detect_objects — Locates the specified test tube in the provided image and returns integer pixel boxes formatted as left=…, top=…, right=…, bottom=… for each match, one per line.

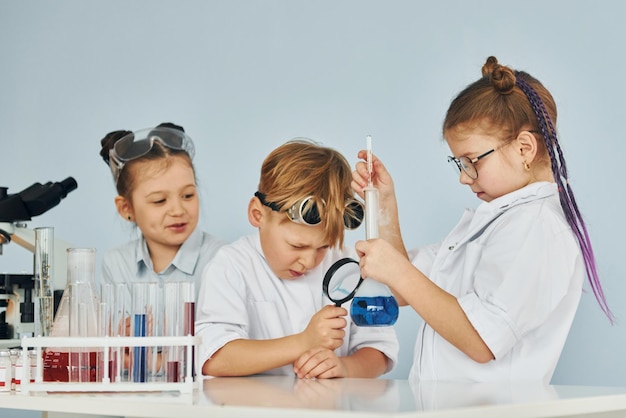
left=164, top=282, right=181, bottom=382
left=364, top=135, right=379, bottom=240
left=366, top=135, right=373, bottom=187
left=131, top=282, right=148, bottom=382
left=97, top=283, right=113, bottom=383
left=131, top=282, right=158, bottom=383
left=181, top=282, right=195, bottom=380
left=78, top=302, right=92, bottom=382
left=34, top=227, right=54, bottom=337
left=68, top=285, right=78, bottom=382
left=113, top=283, right=129, bottom=382
left=149, top=282, right=162, bottom=382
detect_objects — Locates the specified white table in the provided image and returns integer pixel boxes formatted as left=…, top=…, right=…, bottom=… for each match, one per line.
left=1, top=376, right=626, bottom=417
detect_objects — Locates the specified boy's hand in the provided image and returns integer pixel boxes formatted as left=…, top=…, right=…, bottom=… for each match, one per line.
left=301, top=305, right=347, bottom=351
left=293, top=347, right=346, bottom=379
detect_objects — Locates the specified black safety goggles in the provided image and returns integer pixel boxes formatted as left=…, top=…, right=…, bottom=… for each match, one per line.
left=254, top=191, right=363, bottom=230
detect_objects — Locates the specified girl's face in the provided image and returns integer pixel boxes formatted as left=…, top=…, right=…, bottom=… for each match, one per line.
left=258, top=209, right=330, bottom=280
left=446, top=129, right=530, bottom=202
left=127, top=157, right=199, bottom=255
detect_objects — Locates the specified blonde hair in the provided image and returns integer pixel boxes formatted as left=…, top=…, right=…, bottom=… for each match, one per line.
left=258, top=139, right=355, bottom=248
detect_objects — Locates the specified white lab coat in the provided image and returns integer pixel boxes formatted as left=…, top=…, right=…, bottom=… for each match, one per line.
left=196, top=232, right=399, bottom=376
left=409, top=182, right=584, bottom=383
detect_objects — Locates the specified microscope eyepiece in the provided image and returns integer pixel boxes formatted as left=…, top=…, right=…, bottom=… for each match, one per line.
left=0, top=177, right=78, bottom=222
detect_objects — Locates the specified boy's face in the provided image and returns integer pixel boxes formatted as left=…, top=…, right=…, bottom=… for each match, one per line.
left=251, top=199, right=331, bottom=280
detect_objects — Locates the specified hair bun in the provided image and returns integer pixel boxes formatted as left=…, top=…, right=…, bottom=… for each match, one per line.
left=99, top=129, right=132, bottom=165
left=156, top=122, right=185, bottom=132
left=482, top=55, right=516, bottom=95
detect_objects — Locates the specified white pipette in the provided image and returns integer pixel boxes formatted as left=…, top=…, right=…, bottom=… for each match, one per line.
left=364, top=135, right=379, bottom=240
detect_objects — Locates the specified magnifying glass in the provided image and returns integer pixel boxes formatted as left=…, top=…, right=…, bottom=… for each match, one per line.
left=322, top=258, right=364, bottom=307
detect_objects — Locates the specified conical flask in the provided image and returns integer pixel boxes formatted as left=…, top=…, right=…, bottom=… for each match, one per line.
left=50, top=248, right=99, bottom=338
left=350, top=185, right=399, bottom=326
left=350, top=278, right=399, bottom=326
left=45, top=248, right=100, bottom=382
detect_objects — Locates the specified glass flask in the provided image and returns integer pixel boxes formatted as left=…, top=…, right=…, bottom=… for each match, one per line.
left=44, top=248, right=100, bottom=382
left=350, top=278, right=399, bottom=326
left=350, top=184, right=399, bottom=326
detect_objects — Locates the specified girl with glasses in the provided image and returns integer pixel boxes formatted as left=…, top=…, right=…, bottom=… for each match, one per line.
left=196, top=139, right=398, bottom=379
left=352, top=56, right=613, bottom=383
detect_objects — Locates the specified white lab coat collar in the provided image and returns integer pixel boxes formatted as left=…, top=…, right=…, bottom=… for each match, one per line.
left=461, top=182, right=558, bottom=247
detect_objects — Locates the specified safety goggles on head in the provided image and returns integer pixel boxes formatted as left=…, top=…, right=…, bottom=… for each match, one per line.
left=108, top=127, right=196, bottom=182
left=254, top=191, right=364, bottom=230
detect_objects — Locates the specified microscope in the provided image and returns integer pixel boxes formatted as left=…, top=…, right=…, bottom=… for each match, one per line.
left=0, top=177, right=77, bottom=347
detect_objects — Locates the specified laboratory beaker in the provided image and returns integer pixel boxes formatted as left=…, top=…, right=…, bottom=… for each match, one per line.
left=34, top=227, right=54, bottom=337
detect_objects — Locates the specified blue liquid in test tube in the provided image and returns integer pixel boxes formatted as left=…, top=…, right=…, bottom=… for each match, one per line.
left=132, top=313, right=147, bottom=382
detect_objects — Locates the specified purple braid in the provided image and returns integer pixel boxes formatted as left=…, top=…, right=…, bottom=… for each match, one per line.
left=515, top=73, right=614, bottom=323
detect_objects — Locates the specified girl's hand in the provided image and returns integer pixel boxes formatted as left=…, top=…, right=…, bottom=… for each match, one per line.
left=351, top=150, right=397, bottom=206
left=355, top=238, right=411, bottom=287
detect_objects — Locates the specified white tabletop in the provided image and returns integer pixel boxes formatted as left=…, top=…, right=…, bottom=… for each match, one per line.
left=2, top=376, right=626, bottom=418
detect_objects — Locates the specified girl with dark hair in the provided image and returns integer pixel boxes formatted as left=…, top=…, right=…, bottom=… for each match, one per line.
left=99, top=123, right=225, bottom=300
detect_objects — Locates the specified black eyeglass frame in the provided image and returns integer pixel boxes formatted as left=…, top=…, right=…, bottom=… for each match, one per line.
left=447, top=149, right=495, bottom=180
left=254, top=191, right=364, bottom=230
left=447, top=131, right=541, bottom=180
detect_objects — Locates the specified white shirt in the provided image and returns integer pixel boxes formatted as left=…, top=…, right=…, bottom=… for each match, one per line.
left=196, top=232, right=399, bottom=376
left=409, top=182, right=583, bottom=383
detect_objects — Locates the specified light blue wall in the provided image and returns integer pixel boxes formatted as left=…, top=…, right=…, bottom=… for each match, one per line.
left=1, top=0, right=624, bottom=386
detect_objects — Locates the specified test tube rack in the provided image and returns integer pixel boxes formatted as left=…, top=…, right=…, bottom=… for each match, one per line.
left=19, top=335, right=200, bottom=394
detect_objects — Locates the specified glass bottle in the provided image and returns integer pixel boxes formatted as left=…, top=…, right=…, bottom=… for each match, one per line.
left=0, top=349, right=11, bottom=392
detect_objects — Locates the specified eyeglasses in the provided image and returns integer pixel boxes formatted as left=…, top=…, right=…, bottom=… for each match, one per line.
left=108, top=127, right=196, bottom=182
left=447, top=149, right=495, bottom=180
left=254, top=191, right=364, bottom=230
left=446, top=133, right=536, bottom=180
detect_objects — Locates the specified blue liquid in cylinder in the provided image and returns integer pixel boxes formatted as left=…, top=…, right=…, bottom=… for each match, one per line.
left=350, top=296, right=399, bottom=326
